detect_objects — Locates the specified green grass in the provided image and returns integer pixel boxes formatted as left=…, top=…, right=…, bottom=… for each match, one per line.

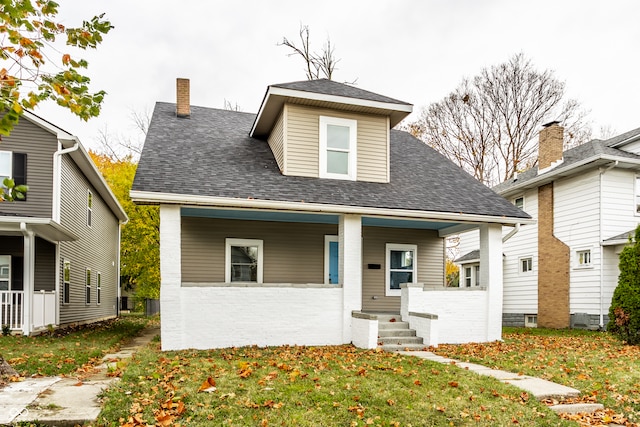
left=97, top=344, right=573, bottom=427
left=0, top=314, right=156, bottom=377
left=435, top=327, right=640, bottom=425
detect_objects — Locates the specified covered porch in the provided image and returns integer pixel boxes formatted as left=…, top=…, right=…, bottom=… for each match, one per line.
left=160, top=204, right=511, bottom=350
left=0, top=218, right=77, bottom=334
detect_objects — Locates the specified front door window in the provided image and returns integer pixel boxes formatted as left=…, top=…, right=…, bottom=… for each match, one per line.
left=0, top=255, right=10, bottom=291
left=386, top=244, right=417, bottom=296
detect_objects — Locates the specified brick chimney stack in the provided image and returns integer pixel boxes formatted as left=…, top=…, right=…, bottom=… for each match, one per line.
left=176, top=78, right=190, bottom=118
left=538, top=121, right=563, bottom=170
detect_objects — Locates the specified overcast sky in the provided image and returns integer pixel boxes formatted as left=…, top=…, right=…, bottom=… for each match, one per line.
left=36, top=0, right=640, bottom=152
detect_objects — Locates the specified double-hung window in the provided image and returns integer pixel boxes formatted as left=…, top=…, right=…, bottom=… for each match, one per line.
left=96, top=272, right=101, bottom=305
left=85, top=268, right=91, bottom=305
left=87, top=190, right=93, bottom=227
left=319, top=116, right=357, bottom=180
left=63, top=260, right=70, bottom=304
left=385, top=244, right=417, bottom=296
left=576, top=249, right=592, bottom=268
left=0, top=151, right=27, bottom=199
left=225, top=238, right=263, bottom=283
left=513, top=196, right=524, bottom=211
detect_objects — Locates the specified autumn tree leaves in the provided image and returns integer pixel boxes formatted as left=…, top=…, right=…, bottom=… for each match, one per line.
left=0, top=0, right=112, bottom=136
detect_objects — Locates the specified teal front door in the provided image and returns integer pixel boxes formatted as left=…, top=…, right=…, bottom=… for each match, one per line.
left=329, top=241, right=339, bottom=284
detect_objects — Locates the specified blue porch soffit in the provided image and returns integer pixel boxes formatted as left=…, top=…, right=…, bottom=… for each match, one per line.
left=180, top=207, right=460, bottom=230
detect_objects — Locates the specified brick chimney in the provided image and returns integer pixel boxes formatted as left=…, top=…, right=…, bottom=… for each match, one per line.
left=538, top=121, right=563, bottom=170
left=176, top=78, right=190, bottom=118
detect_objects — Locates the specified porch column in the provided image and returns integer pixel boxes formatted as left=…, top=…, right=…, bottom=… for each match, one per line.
left=21, top=228, right=35, bottom=335
left=159, top=204, right=182, bottom=350
left=339, top=214, right=362, bottom=343
left=479, top=223, right=503, bottom=341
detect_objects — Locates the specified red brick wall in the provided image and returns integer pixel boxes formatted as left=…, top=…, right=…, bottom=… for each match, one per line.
left=537, top=182, right=570, bottom=328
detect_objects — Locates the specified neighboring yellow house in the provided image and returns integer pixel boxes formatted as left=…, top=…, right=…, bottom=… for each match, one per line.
left=131, top=78, right=531, bottom=351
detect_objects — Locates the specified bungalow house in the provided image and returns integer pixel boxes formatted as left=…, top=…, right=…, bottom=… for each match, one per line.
left=0, top=111, right=127, bottom=335
left=131, top=78, right=532, bottom=351
left=456, top=123, right=640, bottom=330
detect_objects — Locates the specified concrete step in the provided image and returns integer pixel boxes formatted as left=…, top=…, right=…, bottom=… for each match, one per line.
left=378, top=336, right=424, bottom=345
left=380, top=343, right=428, bottom=352
left=375, top=314, right=402, bottom=322
left=378, top=329, right=416, bottom=338
left=378, top=321, right=409, bottom=330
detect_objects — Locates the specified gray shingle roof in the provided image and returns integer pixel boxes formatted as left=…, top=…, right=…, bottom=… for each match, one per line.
left=271, top=79, right=410, bottom=106
left=455, top=250, right=480, bottom=263
left=132, top=102, right=529, bottom=220
left=493, top=139, right=640, bottom=194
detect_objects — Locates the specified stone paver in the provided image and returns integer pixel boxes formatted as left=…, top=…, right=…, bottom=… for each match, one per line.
left=398, top=350, right=580, bottom=400
left=1, top=325, right=159, bottom=426
left=548, top=403, right=605, bottom=414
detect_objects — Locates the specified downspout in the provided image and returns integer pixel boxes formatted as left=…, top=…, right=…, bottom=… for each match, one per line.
left=20, top=222, right=34, bottom=335
left=598, top=160, right=618, bottom=328
left=502, top=223, right=521, bottom=243
left=52, top=140, right=80, bottom=223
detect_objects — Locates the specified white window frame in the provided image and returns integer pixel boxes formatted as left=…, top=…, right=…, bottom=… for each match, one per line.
left=462, top=263, right=480, bottom=287
left=96, top=272, right=101, bottom=305
left=513, top=196, right=525, bottom=211
left=519, top=256, right=533, bottom=275
left=385, top=243, right=417, bottom=296
left=524, top=314, right=538, bottom=328
left=0, top=151, right=12, bottom=186
left=63, top=260, right=70, bottom=305
left=225, top=238, right=264, bottom=283
left=635, top=175, right=640, bottom=216
left=324, top=235, right=339, bottom=285
left=0, top=255, right=10, bottom=291
left=575, top=248, right=593, bottom=269
left=319, top=116, right=357, bottom=181
left=87, top=189, right=93, bottom=228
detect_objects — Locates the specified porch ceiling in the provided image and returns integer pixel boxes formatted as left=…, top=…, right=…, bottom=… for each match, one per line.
left=180, top=207, right=468, bottom=231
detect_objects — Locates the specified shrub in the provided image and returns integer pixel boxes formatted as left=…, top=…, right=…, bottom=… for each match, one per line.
left=608, top=225, right=640, bottom=344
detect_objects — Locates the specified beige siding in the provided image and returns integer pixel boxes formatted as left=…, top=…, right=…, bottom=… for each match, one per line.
left=181, top=217, right=337, bottom=283
left=0, top=117, right=56, bottom=217
left=362, top=227, right=445, bottom=312
left=284, top=104, right=389, bottom=182
left=267, top=110, right=285, bottom=172
left=58, top=155, right=119, bottom=325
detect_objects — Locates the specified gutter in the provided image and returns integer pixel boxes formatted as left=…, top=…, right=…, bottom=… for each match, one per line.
left=130, top=190, right=534, bottom=227
left=52, top=140, right=80, bottom=222
left=598, top=160, right=618, bottom=328
left=502, top=223, right=520, bottom=243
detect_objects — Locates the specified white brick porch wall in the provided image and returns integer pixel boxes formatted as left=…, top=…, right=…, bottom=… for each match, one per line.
left=401, top=283, right=489, bottom=344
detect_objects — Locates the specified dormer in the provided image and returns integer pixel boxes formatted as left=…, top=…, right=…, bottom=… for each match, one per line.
left=250, top=79, right=412, bottom=183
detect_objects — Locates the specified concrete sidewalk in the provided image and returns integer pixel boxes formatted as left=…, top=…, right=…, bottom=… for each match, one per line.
left=398, top=351, right=604, bottom=415
left=0, top=326, right=159, bottom=426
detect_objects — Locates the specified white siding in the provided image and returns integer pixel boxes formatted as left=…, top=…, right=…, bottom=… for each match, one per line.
left=456, top=187, right=539, bottom=315
left=601, top=168, right=638, bottom=239
left=502, top=188, right=538, bottom=314
left=618, top=140, right=640, bottom=155
left=554, top=170, right=602, bottom=314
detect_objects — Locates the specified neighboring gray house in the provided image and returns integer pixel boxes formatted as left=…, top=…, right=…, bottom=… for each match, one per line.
left=0, top=111, right=127, bottom=335
left=131, top=78, right=532, bottom=351
left=457, top=123, right=640, bottom=330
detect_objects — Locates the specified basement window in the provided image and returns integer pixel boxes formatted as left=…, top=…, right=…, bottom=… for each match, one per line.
left=525, top=314, right=537, bottom=328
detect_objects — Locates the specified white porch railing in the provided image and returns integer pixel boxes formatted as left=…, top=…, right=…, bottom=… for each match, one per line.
left=33, top=291, right=56, bottom=330
left=1, top=291, right=24, bottom=330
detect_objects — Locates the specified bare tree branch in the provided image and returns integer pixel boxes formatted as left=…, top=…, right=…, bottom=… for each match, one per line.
left=409, top=53, right=592, bottom=186
left=279, top=24, right=340, bottom=80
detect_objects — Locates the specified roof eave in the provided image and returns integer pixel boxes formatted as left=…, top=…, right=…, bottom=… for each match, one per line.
left=498, top=154, right=640, bottom=197
left=249, top=86, right=413, bottom=138
left=130, top=190, right=533, bottom=228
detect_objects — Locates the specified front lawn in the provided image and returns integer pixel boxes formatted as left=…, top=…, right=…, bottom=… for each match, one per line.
left=435, top=327, right=640, bottom=426
left=98, top=344, right=572, bottom=427
left=0, top=314, right=155, bottom=378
